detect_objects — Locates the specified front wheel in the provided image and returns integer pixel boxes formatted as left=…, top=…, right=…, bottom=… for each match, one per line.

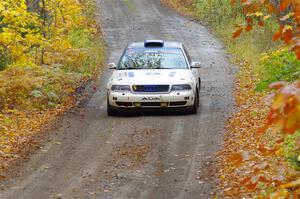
left=191, top=90, right=198, bottom=114
left=107, top=97, right=118, bottom=116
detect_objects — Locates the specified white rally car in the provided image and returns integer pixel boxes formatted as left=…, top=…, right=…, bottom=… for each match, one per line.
left=106, top=40, right=201, bottom=115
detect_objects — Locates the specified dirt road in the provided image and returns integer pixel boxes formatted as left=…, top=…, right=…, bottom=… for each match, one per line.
left=0, top=0, right=236, bottom=198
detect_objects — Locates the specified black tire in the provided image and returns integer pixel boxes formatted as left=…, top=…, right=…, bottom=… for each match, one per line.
left=199, top=78, right=201, bottom=92
left=191, top=90, right=198, bottom=114
left=196, top=88, right=200, bottom=107
left=107, top=97, right=118, bottom=116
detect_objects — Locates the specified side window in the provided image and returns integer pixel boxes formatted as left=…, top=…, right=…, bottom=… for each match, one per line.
left=182, top=45, right=192, bottom=64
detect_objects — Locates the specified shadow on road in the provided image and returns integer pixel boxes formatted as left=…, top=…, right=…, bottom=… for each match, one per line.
left=113, top=106, right=202, bottom=117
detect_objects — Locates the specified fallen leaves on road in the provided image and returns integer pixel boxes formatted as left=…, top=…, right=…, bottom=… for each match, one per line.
left=114, top=127, right=158, bottom=167
left=0, top=102, right=72, bottom=174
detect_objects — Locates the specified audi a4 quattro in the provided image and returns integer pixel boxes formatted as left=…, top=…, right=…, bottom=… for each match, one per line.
left=106, top=40, right=201, bottom=116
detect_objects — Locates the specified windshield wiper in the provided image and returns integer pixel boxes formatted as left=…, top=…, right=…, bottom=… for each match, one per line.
left=118, top=67, right=142, bottom=70
left=118, top=61, right=140, bottom=70
left=151, top=67, right=177, bottom=69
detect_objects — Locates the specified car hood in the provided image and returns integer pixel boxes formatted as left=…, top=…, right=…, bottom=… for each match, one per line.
left=110, top=69, right=191, bottom=85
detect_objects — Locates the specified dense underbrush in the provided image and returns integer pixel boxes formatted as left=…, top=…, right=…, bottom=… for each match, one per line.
left=0, top=0, right=105, bottom=171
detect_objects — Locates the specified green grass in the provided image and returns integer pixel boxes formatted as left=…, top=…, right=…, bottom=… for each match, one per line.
left=282, top=131, right=300, bottom=170
left=256, top=48, right=300, bottom=91
left=69, top=28, right=106, bottom=77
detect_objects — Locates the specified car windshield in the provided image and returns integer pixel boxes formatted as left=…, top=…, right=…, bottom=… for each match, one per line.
left=118, top=48, right=188, bottom=70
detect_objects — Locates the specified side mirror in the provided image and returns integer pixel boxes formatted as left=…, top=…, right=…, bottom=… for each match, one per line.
left=191, top=61, right=201, bottom=69
left=108, top=62, right=116, bottom=69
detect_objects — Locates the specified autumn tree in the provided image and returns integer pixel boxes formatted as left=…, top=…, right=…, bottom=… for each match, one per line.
left=0, top=0, right=89, bottom=68
left=232, top=0, right=300, bottom=57
left=0, top=0, right=42, bottom=68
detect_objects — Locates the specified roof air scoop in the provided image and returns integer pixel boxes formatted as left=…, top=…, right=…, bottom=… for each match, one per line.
left=144, top=40, right=164, bottom=47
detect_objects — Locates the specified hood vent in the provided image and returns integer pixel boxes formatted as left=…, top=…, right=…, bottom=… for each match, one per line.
left=144, top=40, right=164, bottom=48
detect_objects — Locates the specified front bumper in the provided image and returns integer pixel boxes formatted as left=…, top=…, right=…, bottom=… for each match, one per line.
left=108, top=90, right=195, bottom=109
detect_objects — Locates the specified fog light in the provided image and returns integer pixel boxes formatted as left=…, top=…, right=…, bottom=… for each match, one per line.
left=134, top=102, right=141, bottom=107
left=161, top=102, right=168, bottom=107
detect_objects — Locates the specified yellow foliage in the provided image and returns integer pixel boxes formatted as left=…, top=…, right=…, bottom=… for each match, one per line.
left=0, top=0, right=105, bottom=171
left=0, top=0, right=94, bottom=68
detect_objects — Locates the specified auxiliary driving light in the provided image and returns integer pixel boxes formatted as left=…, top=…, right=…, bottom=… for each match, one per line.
left=161, top=102, right=168, bottom=107
left=134, top=102, right=141, bottom=107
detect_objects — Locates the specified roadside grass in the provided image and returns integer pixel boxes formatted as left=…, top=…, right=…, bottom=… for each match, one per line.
left=0, top=20, right=105, bottom=172
left=198, top=1, right=278, bottom=66
left=256, top=48, right=300, bottom=91
left=69, top=29, right=106, bottom=78
left=161, top=0, right=300, bottom=197
left=160, top=0, right=195, bottom=16
left=282, top=131, right=300, bottom=171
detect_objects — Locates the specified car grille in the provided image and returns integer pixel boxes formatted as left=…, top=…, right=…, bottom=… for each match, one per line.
left=132, top=85, right=170, bottom=93
left=140, top=102, right=162, bottom=107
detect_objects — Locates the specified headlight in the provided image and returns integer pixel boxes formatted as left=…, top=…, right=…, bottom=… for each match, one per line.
left=171, top=84, right=192, bottom=91
left=111, top=85, right=131, bottom=92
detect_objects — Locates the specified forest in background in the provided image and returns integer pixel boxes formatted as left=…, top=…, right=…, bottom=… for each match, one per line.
left=0, top=0, right=105, bottom=172
left=161, top=0, right=300, bottom=198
